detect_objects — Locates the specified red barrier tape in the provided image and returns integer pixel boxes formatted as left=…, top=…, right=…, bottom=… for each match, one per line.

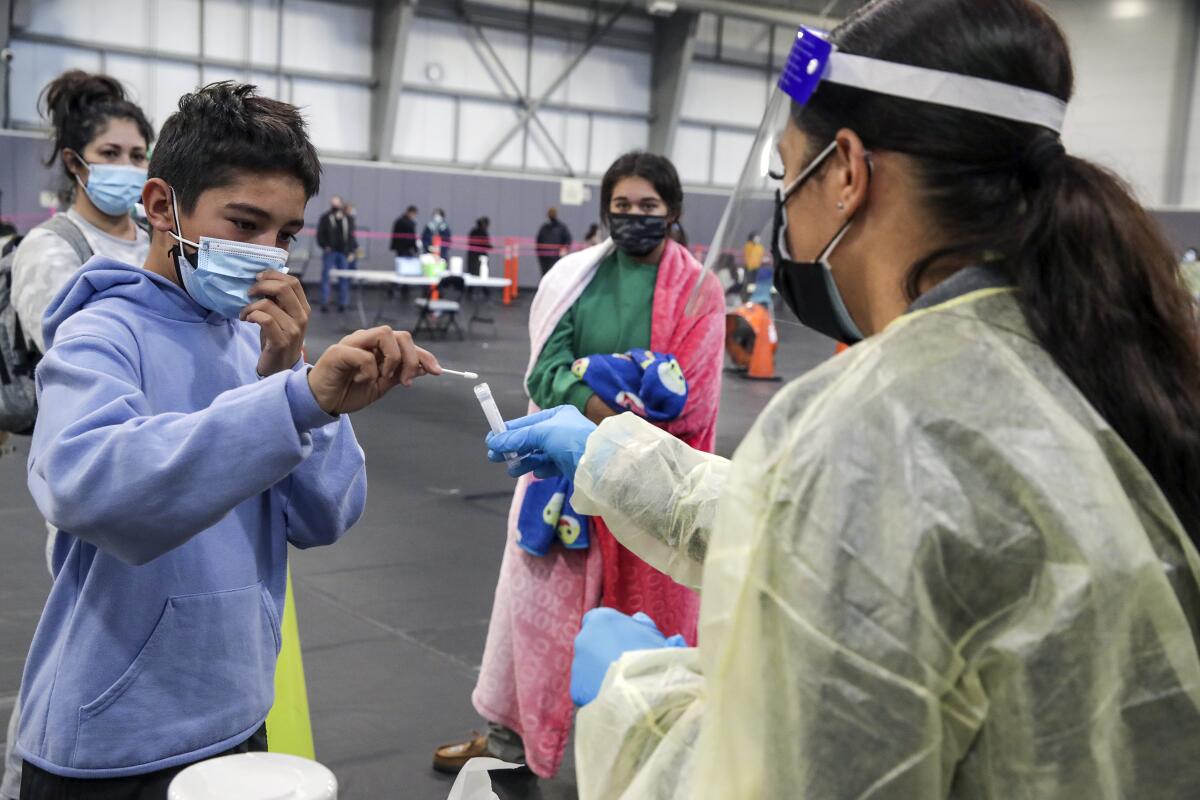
left=3, top=214, right=761, bottom=260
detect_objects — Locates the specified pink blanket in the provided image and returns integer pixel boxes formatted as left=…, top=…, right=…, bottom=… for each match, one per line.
left=472, top=238, right=724, bottom=778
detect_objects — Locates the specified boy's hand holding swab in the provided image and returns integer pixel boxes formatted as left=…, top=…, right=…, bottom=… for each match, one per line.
left=309, top=326, right=442, bottom=415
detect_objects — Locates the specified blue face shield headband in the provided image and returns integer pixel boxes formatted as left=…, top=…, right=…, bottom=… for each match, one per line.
left=763, top=26, right=1068, bottom=343
left=778, top=27, right=1067, bottom=133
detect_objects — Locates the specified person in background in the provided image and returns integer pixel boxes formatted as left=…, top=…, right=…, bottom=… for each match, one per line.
left=466, top=216, right=494, bottom=300
left=466, top=216, right=493, bottom=277
left=3, top=69, right=154, bottom=800
left=1180, top=245, right=1200, bottom=304
left=12, top=70, right=153, bottom=357
left=391, top=204, right=420, bottom=274
left=422, top=208, right=452, bottom=263
left=668, top=221, right=689, bottom=247
left=316, top=194, right=357, bottom=313
left=743, top=231, right=764, bottom=273
left=743, top=231, right=773, bottom=305
left=583, top=223, right=601, bottom=247
left=727, top=231, right=763, bottom=301
left=433, top=152, right=725, bottom=780
left=536, top=207, right=572, bottom=276
left=0, top=220, right=17, bottom=255
left=345, top=202, right=364, bottom=267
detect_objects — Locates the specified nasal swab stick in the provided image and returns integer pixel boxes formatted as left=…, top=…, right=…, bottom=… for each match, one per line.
left=440, top=368, right=479, bottom=379
left=474, top=383, right=521, bottom=468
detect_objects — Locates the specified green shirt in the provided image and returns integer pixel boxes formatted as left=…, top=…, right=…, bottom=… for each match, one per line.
left=528, top=250, right=659, bottom=413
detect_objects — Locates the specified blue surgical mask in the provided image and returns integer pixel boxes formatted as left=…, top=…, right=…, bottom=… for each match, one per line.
left=169, top=189, right=289, bottom=319
left=71, top=153, right=146, bottom=217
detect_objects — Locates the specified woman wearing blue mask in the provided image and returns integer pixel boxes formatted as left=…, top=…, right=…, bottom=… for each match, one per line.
left=2, top=69, right=152, bottom=800
left=11, top=70, right=153, bottom=357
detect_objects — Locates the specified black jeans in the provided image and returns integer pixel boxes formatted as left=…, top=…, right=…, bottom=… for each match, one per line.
left=20, top=725, right=268, bottom=800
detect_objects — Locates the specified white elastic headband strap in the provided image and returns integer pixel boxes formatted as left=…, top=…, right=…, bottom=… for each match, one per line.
left=826, top=52, right=1068, bottom=134
left=169, top=187, right=200, bottom=250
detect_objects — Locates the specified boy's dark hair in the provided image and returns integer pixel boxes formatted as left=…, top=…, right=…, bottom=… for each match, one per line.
left=406, top=205, right=418, bottom=214
left=40, top=70, right=154, bottom=199
left=599, top=151, right=683, bottom=224
left=149, top=82, right=320, bottom=213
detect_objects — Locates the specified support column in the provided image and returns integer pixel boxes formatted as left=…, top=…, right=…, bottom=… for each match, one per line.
left=647, top=10, right=698, bottom=157
left=1164, top=0, right=1198, bottom=206
left=0, top=0, right=15, bottom=129
left=370, top=0, right=417, bottom=161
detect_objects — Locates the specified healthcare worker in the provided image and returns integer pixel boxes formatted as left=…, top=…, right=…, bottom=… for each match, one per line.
left=484, top=0, right=1200, bottom=797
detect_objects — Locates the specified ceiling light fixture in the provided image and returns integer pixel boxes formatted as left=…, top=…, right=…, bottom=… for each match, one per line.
left=1111, top=0, right=1150, bottom=20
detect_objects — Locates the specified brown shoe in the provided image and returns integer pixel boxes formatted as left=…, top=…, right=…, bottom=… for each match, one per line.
left=432, top=733, right=497, bottom=774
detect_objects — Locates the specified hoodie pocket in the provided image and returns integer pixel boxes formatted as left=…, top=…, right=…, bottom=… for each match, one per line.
left=72, top=583, right=280, bottom=770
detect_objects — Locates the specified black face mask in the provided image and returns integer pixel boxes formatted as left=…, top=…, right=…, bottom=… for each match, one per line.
left=609, top=213, right=667, bottom=257
left=771, top=142, right=868, bottom=345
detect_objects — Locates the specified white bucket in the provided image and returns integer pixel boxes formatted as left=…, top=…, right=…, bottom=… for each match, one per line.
left=168, top=752, right=337, bottom=800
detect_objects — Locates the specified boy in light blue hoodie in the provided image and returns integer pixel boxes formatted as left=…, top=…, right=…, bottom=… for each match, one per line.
left=16, top=83, right=441, bottom=798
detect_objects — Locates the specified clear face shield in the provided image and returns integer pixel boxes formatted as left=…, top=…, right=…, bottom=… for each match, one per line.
left=692, top=86, right=792, bottom=296
left=691, top=25, right=1067, bottom=352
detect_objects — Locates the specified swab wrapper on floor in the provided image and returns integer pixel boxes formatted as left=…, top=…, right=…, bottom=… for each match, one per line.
left=446, top=757, right=525, bottom=800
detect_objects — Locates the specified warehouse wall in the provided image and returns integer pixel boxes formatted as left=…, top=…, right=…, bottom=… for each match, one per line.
left=7, top=0, right=373, bottom=156
left=6, top=0, right=1198, bottom=202
left=1041, top=0, right=1196, bottom=207
left=398, top=15, right=652, bottom=174
left=676, top=0, right=1200, bottom=204
left=0, top=130, right=733, bottom=288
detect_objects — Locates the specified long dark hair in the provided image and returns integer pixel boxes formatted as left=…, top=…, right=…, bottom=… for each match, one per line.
left=800, top=0, right=1200, bottom=541
left=40, top=70, right=154, bottom=199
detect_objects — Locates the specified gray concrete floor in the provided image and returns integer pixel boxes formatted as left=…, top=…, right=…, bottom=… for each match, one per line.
left=0, top=288, right=831, bottom=799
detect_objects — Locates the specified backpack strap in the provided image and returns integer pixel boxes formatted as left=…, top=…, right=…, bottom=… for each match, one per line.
left=40, top=213, right=94, bottom=264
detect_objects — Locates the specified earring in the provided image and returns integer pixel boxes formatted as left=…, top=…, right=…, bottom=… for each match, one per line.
left=836, top=201, right=845, bottom=210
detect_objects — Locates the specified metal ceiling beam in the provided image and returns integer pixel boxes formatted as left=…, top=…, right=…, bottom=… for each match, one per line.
left=667, top=0, right=835, bottom=29
left=419, top=0, right=652, bottom=52
left=454, top=3, right=576, bottom=174
left=370, top=0, right=418, bottom=160
left=648, top=10, right=698, bottom=156
left=402, top=82, right=650, bottom=121
left=479, top=0, right=631, bottom=169
left=12, top=31, right=376, bottom=88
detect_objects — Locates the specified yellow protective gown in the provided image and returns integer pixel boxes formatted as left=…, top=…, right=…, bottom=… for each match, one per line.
left=571, top=287, right=1200, bottom=799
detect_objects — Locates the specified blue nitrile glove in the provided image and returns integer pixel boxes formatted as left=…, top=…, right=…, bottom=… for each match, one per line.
left=486, top=405, right=597, bottom=481
left=570, top=607, right=687, bottom=707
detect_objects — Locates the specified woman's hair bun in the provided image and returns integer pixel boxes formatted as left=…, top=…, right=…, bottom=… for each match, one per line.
left=41, top=69, right=128, bottom=129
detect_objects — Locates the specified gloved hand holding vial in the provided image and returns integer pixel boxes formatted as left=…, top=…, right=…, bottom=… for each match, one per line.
left=474, top=383, right=521, bottom=470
